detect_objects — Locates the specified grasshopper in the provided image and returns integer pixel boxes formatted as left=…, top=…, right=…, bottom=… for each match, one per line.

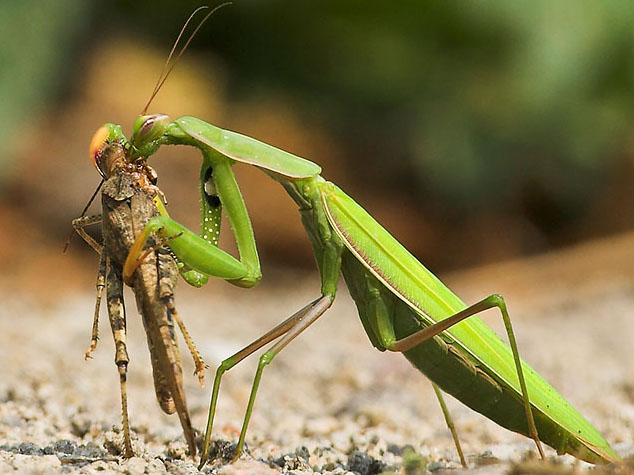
left=67, top=7, right=231, bottom=458
left=71, top=133, right=205, bottom=458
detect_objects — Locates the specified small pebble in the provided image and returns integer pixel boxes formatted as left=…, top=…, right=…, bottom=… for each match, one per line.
left=124, top=456, right=147, bottom=475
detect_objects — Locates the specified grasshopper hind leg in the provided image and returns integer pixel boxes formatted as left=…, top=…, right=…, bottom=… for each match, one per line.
left=105, top=258, right=133, bottom=458
left=148, top=342, right=177, bottom=415
left=156, top=247, right=206, bottom=383
left=151, top=247, right=198, bottom=457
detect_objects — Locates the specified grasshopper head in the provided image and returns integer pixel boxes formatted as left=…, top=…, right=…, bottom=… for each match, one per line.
left=130, top=114, right=169, bottom=157
left=89, top=123, right=127, bottom=178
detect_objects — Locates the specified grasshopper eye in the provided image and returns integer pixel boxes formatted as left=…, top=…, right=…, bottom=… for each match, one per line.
left=89, top=124, right=126, bottom=178
left=89, top=126, right=110, bottom=178
left=131, top=114, right=169, bottom=147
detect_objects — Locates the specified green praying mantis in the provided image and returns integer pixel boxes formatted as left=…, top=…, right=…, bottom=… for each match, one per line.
left=88, top=117, right=621, bottom=468
left=80, top=6, right=620, bottom=470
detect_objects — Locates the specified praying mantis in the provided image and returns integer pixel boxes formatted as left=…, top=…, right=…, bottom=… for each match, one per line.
left=76, top=6, right=620, bottom=470
left=86, top=110, right=619, bottom=468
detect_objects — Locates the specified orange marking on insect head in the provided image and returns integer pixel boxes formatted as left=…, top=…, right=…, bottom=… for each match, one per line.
left=89, top=126, right=110, bottom=171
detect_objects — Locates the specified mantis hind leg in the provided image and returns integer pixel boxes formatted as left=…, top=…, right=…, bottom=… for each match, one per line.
left=431, top=383, right=467, bottom=467
left=388, top=294, right=545, bottom=461
left=354, top=273, right=467, bottom=467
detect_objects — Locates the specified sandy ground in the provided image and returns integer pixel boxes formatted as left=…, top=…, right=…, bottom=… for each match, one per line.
left=1, top=234, right=634, bottom=474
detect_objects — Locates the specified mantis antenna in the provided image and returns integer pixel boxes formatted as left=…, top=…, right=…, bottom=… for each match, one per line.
left=66, top=4, right=231, bottom=252
left=141, top=2, right=232, bottom=115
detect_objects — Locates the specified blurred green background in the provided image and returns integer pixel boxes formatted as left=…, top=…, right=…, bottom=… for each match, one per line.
left=1, top=0, right=634, bottom=277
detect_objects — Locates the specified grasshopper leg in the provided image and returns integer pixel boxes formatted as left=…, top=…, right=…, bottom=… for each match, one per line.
left=147, top=336, right=177, bottom=415
left=388, top=294, right=545, bottom=461
left=105, top=258, right=133, bottom=458
left=85, top=251, right=106, bottom=359
left=157, top=244, right=206, bottom=384
left=145, top=247, right=181, bottom=414
left=71, top=214, right=103, bottom=255
left=165, top=297, right=207, bottom=387
left=72, top=214, right=106, bottom=359
left=145, top=247, right=197, bottom=457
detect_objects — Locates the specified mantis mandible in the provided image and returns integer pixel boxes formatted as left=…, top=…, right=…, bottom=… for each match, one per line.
left=84, top=7, right=619, bottom=469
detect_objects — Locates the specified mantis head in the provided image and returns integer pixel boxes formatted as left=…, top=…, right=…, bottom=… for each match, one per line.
left=88, top=115, right=170, bottom=179
left=130, top=114, right=170, bottom=158
left=88, top=121, right=160, bottom=188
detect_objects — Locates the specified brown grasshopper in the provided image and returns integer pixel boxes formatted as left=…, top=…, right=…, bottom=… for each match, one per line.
left=71, top=136, right=205, bottom=458
left=67, top=6, right=239, bottom=459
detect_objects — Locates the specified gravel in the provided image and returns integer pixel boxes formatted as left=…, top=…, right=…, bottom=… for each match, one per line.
left=1, top=241, right=634, bottom=474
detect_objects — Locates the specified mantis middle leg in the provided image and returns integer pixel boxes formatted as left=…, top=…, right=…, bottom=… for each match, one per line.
left=198, top=240, right=344, bottom=468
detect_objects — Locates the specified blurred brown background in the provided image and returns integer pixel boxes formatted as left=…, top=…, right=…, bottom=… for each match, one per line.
left=2, top=1, right=634, bottom=294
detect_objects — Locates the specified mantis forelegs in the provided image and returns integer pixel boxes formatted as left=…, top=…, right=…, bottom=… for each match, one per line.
left=123, top=215, right=250, bottom=284
left=124, top=154, right=262, bottom=290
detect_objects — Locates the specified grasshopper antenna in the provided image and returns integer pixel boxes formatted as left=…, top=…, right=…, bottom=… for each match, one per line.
left=141, top=2, right=232, bottom=115
left=63, top=178, right=104, bottom=253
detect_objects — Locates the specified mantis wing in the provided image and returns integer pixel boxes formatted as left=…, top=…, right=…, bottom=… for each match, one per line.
left=320, top=181, right=618, bottom=464
left=174, top=116, right=321, bottom=179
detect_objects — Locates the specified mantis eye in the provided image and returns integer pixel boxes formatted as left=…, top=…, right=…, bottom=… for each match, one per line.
left=131, top=114, right=169, bottom=147
left=89, top=126, right=110, bottom=178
